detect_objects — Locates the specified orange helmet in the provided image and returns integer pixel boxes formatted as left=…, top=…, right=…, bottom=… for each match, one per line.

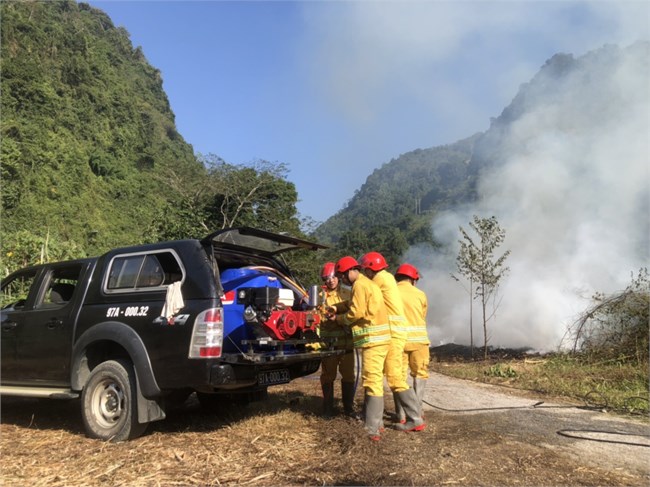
left=396, top=263, right=420, bottom=280
left=360, top=252, right=388, bottom=271
left=335, top=256, right=359, bottom=274
left=320, top=262, right=336, bottom=279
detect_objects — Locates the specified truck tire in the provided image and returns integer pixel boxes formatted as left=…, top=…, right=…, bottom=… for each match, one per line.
left=81, top=359, right=147, bottom=441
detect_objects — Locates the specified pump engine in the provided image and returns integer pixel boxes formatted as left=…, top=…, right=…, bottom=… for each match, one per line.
left=220, top=268, right=321, bottom=341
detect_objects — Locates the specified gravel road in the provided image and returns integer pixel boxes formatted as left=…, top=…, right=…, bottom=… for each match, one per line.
left=420, top=373, right=650, bottom=477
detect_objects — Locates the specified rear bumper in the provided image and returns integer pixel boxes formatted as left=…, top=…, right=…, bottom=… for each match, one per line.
left=207, top=347, right=344, bottom=390
left=221, top=347, right=343, bottom=364
left=222, top=336, right=345, bottom=364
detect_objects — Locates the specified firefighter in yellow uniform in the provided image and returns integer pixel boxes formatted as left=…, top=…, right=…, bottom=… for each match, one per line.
left=359, top=252, right=425, bottom=432
left=330, top=256, right=391, bottom=441
left=318, top=262, right=356, bottom=418
left=395, top=263, right=430, bottom=418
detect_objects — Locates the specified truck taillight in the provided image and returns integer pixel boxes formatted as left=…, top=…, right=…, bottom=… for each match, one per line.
left=189, top=307, right=224, bottom=358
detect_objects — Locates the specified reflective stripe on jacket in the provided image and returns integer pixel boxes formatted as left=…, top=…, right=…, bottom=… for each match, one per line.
left=372, top=270, right=408, bottom=341
left=397, top=280, right=430, bottom=345
left=338, top=273, right=391, bottom=348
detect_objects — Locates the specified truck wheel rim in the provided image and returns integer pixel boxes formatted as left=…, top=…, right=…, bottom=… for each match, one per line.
left=92, top=380, right=125, bottom=428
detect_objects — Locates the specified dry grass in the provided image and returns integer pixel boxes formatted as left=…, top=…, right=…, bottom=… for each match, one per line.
left=1, top=371, right=648, bottom=487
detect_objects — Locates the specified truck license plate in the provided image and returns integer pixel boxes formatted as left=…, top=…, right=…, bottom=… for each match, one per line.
left=258, top=369, right=290, bottom=386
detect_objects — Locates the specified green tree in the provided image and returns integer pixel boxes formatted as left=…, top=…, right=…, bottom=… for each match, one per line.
left=327, top=229, right=370, bottom=262
left=200, top=156, right=302, bottom=235
left=453, top=215, right=510, bottom=359
left=321, top=226, right=409, bottom=271
left=1, top=229, right=86, bottom=276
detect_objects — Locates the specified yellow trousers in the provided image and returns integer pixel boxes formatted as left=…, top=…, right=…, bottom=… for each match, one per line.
left=402, top=343, right=430, bottom=380
left=384, top=337, right=409, bottom=392
left=362, top=343, right=390, bottom=397
left=320, top=350, right=355, bottom=384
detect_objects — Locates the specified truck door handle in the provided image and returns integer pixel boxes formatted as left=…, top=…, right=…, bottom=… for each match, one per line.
left=2, top=320, right=17, bottom=331
left=47, top=318, right=63, bottom=329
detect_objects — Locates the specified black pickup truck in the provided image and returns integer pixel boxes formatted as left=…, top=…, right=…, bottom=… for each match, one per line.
left=1, top=227, right=338, bottom=441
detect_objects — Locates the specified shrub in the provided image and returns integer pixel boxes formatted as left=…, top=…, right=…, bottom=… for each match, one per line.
left=566, top=268, right=649, bottom=365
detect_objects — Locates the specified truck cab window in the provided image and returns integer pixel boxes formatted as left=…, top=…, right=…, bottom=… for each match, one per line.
left=1, top=269, right=38, bottom=310
left=109, top=256, right=143, bottom=289
left=136, top=255, right=164, bottom=288
left=106, top=250, right=184, bottom=292
left=39, top=265, right=83, bottom=309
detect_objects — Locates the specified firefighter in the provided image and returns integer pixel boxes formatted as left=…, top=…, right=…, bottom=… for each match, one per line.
left=395, top=263, right=430, bottom=417
left=359, top=252, right=425, bottom=432
left=329, top=256, right=391, bottom=440
left=318, top=262, right=356, bottom=418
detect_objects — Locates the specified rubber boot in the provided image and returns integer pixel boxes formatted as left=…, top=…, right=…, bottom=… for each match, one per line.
left=342, top=381, right=360, bottom=420
left=392, top=391, right=406, bottom=424
left=394, top=388, right=426, bottom=432
left=364, top=395, right=384, bottom=441
left=321, top=382, right=335, bottom=418
left=414, top=377, right=428, bottom=417
left=362, top=391, right=384, bottom=431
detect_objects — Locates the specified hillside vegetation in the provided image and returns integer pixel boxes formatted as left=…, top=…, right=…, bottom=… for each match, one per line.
left=1, top=0, right=307, bottom=277
left=314, top=135, right=479, bottom=264
left=2, top=1, right=197, bottom=259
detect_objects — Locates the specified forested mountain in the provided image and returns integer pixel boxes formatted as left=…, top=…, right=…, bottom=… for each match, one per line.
left=1, top=0, right=305, bottom=276
left=313, top=134, right=480, bottom=262
left=2, top=1, right=198, bottom=261
left=315, top=41, right=650, bottom=267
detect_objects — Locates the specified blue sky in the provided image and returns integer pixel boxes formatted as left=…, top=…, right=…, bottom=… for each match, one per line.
left=87, top=0, right=649, bottom=224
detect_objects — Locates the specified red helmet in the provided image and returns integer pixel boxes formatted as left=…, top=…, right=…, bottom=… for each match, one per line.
left=320, top=262, right=336, bottom=279
left=335, top=256, right=359, bottom=274
left=396, top=263, right=420, bottom=280
left=360, top=252, right=388, bottom=271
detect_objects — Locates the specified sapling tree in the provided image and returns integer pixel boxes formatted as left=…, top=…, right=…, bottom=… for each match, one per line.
left=452, top=215, right=510, bottom=359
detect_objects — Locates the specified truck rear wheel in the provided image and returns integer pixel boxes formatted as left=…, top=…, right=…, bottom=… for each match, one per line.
left=81, top=359, right=147, bottom=441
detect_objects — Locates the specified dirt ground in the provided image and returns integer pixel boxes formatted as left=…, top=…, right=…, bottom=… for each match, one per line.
left=1, top=368, right=649, bottom=486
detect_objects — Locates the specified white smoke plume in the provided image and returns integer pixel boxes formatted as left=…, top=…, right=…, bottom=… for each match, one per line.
left=403, top=45, right=650, bottom=351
